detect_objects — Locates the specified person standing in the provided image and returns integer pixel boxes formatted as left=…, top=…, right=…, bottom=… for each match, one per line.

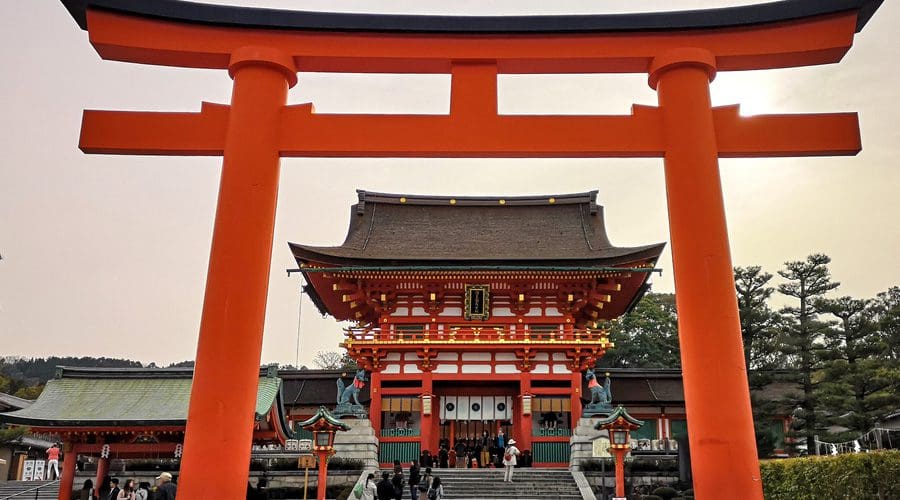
left=155, top=472, right=177, bottom=500
left=106, top=478, right=121, bottom=500
left=79, top=479, right=94, bottom=500
left=391, top=466, right=405, bottom=500
left=116, top=479, right=136, bottom=500
left=427, top=477, right=444, bottom=500
left=407, top=461, right=420, bottom=500
left=376, top=471, right=394, bottom=500
left=135, top=482, right=149, bottom=500
left=479, top=431, right=491, bottom=468
left=502, top=439, right=521, bottom=483
left=46, top=444, right=61, bottom=480
left=416, top=467, right=432, bottom=500
left=362, top=473, right=377, bottom=500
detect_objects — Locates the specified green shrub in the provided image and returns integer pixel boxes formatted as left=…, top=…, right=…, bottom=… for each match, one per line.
left=579, top=458, right=614, bottom=471
left=681, top=489, right=693, bottom=496
left=760, top=450, right=900, bottom=500
left=327, top=457, right=364, bottom=470
left=651, top=486, right=679, bottom=499
left=641, top=496, right=663, bottom=500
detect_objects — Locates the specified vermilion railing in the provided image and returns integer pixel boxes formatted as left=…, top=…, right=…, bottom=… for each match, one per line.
left=343, top=326, right=611, bottom=344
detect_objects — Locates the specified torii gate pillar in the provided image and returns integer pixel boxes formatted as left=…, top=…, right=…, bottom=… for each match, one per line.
left=179, top=47, right=297, bottom=492
left=651, top=49, right=761, bottom=491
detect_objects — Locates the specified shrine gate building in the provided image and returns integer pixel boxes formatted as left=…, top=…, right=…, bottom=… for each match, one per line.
left=291, top=190, right=664, bottom=466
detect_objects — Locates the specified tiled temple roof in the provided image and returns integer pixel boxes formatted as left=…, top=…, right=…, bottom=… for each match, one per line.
left=0, top=367, right=282, bottom=427
left=290, top=190, right=664, bottom=266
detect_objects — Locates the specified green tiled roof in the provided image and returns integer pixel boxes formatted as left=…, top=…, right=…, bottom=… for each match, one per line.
left=0, top=368, right=282, bottom=427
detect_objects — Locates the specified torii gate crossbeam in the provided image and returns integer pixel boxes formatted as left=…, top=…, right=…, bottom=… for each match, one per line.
left=57, top=1, right=883, bottom=499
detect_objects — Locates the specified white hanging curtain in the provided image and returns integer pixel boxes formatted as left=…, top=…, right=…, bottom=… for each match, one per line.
left=441, top=396, right=457, bottom=420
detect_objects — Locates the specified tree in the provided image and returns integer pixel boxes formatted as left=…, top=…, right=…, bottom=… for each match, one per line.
left=0, top=426, right=28, bottom=445
left=735, top=266, right=785, bottom=385
left=777, top=253, right=840, bottom=454
left=597, top=293, right=680, bottom=368
left=312, top=351, right=358, bottom=370
left=13, top=385, right=43, bottom=400
left=816, top=296, right=894, bottom=435
left=872, top=287, right=900, bottom=361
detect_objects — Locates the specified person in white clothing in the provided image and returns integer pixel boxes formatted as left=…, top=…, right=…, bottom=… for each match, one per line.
left=501, top=439, right=521, bottom=483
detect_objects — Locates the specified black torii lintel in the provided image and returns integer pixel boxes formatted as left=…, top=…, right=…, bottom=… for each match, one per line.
left=61, top=0, right=882, bottom=34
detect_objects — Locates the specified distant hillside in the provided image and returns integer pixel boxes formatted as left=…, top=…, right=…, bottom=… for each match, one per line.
left=0, top=357, right=197, bottom=399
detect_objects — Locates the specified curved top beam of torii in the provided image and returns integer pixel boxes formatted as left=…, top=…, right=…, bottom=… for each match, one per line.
left=62, top=0, right=881, bottom=34
left=60, top=0, right=882, bottom=74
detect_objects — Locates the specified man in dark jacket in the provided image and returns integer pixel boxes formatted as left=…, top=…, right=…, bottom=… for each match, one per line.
left=107, top=478, right=120, bottom=500
left=155, top=472, right=177, bottom=500
left=377, top=471, right=395, bottom=500
left=407, top=461, right=420, bottom=500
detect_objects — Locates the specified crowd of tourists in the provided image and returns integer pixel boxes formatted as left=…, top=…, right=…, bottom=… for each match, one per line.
left=414, top=430, right=531, bottom=470
left=359, top=436, right=523, bottom=499
left=79, top=472, right=177, bottom=500
left=359, top=461, right=444, bottom=500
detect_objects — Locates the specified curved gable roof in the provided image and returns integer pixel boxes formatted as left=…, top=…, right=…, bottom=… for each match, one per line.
left=291, top=190, right=664, bottom=266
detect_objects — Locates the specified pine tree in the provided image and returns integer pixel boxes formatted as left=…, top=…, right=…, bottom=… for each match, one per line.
left=734, top=266, right=785, bottom=386
left=777, top=254, right=840, bottom=455
left=816, top=296, right=896, bottom=436
left=735, top=265, right=788, bottom=457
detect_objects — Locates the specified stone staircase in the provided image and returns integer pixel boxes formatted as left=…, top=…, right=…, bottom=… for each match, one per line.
left=387, top=468, right=585, bottom=499
left=0, top=480, right=59, bottom=500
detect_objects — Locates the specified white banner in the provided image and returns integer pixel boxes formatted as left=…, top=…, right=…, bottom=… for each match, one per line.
left=498, top=396, right=512, bottom=420
left=22, top=460, right=35, bottom=481
left=457, top=396, right=470, bottom=420
left=482, top=396, right=496, bottom=420
left=469, top=396, right=483, bottom=420
left=440, top=395, right=515, bottom=420
left=441, top=396, right=457, bottom=420
left=33, top=460, right=45, bottom=480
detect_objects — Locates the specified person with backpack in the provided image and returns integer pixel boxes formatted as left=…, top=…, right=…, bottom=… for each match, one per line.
left=407, top=461, right=420, bottom=500
left=502, top=439, right=521, bottom=483
left=391, top=468, right=405, bottom=500
left=426, top=476, right=443, bottom=500
left=377, top=472, right=395, bottom=500
left=416, top=467, right=432, bottom=500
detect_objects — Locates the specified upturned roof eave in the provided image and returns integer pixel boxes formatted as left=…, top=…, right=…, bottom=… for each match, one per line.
left=289, top=241, right=666, bottom=268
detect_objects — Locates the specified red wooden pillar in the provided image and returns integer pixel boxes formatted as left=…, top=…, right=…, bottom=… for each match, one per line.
left=650, top=47, right=763, bottom=499
left=570, top=371, right=582, bottom=426
left=613, top=449, right=626, bottom=498
left=518, top=374, right=533, bottom=452
left=315, top=450, right=330, bottom=500
left=178, top=46, right=297, bottom=499
left=370, top=371, right=383, bottom=440
left=420, top=373, right=434, bottom=454
left=57, top=442, right=76, bottom=500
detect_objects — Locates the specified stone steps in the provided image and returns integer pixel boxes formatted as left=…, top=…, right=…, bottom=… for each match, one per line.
left=382, top=467, right=584, bottom=500
left=0, top=480, right=59, bottom=500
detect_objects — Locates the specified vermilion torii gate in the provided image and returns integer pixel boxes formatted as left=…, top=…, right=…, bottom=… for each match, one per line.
left=58, top=0, right=882, bottom=498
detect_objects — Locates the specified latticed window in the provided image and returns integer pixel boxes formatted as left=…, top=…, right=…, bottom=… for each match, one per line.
left=381, top=397, right=422, bottom=436
left=394, top=324, right=425, bottom=341
left=528, top=324, right=559, bottom=341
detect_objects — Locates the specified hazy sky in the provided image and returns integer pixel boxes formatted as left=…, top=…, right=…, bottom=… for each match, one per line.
left=1, top=1, right=898, bottom=368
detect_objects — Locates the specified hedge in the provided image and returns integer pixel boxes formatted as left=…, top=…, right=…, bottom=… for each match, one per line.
left=760, top=450, right=900, bottom=500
